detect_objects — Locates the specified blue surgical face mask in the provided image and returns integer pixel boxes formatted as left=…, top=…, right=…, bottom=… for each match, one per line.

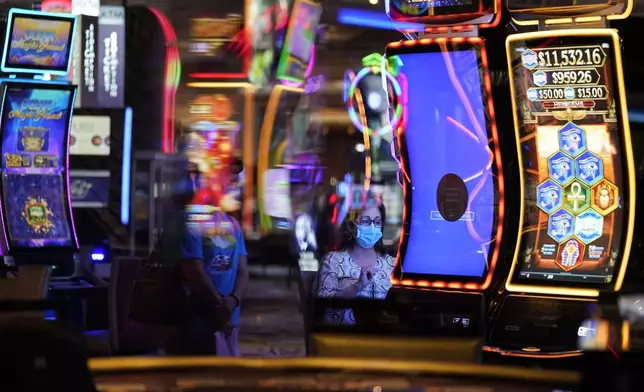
left=356, top=223, right=382, bottom=249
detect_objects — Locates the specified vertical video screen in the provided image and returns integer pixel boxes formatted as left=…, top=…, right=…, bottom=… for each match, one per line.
left=509, top=34, right=630, bottom=285
left=0, top=85, right=74, bottom=247
left=396, top=47, right=497, bottom=278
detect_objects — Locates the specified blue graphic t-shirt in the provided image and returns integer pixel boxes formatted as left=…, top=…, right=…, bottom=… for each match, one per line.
left=164, top=211, right=247, bottom=325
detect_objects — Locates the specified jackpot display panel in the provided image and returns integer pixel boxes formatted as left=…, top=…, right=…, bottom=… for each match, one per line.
left=505, top=30, right=635, bottom=295
left=0, top=81, right=77, bottom=250
left=385, top=38, right=503, bottom=289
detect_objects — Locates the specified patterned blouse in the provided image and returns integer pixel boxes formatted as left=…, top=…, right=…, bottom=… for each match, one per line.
left=315, top=250, right=396, bottom=324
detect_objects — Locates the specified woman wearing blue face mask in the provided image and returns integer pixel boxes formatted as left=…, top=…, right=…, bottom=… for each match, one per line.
left=314, top=201, right=395, bottom=324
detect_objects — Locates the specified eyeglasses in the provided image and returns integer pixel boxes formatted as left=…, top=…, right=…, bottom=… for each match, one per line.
left=355, top=217, right=383, bottom=228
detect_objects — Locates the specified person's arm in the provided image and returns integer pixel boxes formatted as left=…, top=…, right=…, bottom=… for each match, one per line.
left=178, top=228, right=224, bottom=308
left=231, top=221, right=249, bottom=305
left=316, top=252, right=366, bottom=299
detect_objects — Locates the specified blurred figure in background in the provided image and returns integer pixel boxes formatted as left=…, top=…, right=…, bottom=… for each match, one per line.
left=161, top=171, right=227, bottom=355
left=314, top=197, right=395, bottom=324
left=206, top=160, right=249, bottom=357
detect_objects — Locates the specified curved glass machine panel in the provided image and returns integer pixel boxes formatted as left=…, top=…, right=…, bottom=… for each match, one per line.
left=385, top=38, right=504, bottom=289
left=505, top=30, right=635, bottom=296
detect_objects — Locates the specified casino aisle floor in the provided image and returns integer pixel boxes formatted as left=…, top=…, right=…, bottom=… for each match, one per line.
left=238, top=266, right=306, bottom=357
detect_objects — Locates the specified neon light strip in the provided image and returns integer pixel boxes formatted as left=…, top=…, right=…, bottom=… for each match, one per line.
left=67, top=87, right=79, bottom=248
left=280, top=44, right=316, bottom=88
left=0, top=87, right=10, bottom=254
left=190, top=73, right=246, bottom=79
left=149, top=8, right=181, bottom=153
left=121, top=107, right=133, bottom=225
left=347, top=66, right=403, bottom=136
left=337, top=8, right=424, bottom=31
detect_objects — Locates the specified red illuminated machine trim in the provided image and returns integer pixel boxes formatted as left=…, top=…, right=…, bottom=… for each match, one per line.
left=149, top=8, right=180, bottom=153
left=388, top=0, right=501, bottom=29
left=387, top=37, right=505, bottom=292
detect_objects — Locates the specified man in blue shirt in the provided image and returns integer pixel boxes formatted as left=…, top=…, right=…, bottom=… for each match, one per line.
left=163, top=161, right=249, bottom=356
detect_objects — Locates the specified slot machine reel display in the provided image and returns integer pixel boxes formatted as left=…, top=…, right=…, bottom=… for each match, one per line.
left=507, top=29, right=635, bottom=295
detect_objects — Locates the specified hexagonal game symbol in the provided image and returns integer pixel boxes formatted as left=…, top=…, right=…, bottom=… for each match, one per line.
left=574, top=208, right=604, bottom=245
left=521, top=49, right=538, bottom=70
left=555, top=237, right=586, bottom=272
left=563, top=181, right=590, bottom=214
left=527, top=88, right=538, bottom=102
left=533, top=71, right=547, bottom=86
left=575, top=150, right=604, bottom=187
left=548, top=151, right=575, bottom=186
left=564, top=87, right=575, bottom=99
left=548, top=208, right=575, bottom=243
left=591, top=179, right=620, bottom=216
left=557, top=122, right=587, bottom=158
left=536, top=179, right=563, bottom=214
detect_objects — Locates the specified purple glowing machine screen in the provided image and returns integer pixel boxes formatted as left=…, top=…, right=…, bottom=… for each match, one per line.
left=0, top=81, right=77, bottom=250
left=389, top=44, right=500, bottom=282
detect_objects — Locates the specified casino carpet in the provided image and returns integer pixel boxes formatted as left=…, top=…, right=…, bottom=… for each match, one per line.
left=238, top=270, right=306, bottom=357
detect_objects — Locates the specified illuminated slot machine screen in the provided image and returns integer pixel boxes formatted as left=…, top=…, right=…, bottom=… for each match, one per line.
left=506, top=30, right=635, bottom=292
left=506, top=0, right=628, bottom=21
left=1, top=9, right=76, bottom=75
left=386, top=0, right=495, bottom=22
left=385, top=39, right=503, bottom=285
left=0, top=82, right=76, bottom=249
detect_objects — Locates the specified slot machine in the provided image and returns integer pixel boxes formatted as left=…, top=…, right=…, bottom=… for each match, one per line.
left=383, top=0, right=506, bottom=336
left=0, top=9, right=79, bottom=277
left=485, top=0, right=636, bottom=360
left=179, top=6, right=254, bottom=233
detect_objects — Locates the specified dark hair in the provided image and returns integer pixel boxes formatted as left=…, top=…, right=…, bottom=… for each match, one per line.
left=339, top=201, right=387, bottom=254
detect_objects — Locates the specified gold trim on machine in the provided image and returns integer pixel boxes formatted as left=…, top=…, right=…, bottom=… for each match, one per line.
left=511, top=0, right=633, bottom=27
left=504, top=29, right=636, bottom=298
left=89, top=357, right=580, bottom=384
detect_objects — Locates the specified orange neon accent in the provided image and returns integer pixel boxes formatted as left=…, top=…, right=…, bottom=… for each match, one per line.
left=387, top=36, right=505, bottom=292
left=149, top=8, right=180, bottom=153
left=482, top=346, right=584, bottom=358
left=257, top=85, right=304, bottom=233
left=353, top=87, right=371, bottom=190
left=190, top=73, right=247, bottom=79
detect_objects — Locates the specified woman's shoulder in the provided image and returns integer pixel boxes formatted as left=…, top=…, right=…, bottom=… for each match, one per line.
left=320, top=250, right=348, bottom=265
left=380, top=253, right=397, bottom=270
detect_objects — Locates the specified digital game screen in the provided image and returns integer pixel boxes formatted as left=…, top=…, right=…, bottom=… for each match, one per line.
left=0, top=82, right=76, bottom=248
left=276, top=0, right=322, bottom=83
left=507, top=31, right=634, bottom=289
left=387, top=0, right=486, bottom=19
left=386, top=41, right=501, bottom=281
left=1, top=9, right=76, bottom=75
left=506, top=0, right=627, bottom=19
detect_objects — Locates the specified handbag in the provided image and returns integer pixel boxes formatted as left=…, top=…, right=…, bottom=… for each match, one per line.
left=129, top=234, right=231, bottom=331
